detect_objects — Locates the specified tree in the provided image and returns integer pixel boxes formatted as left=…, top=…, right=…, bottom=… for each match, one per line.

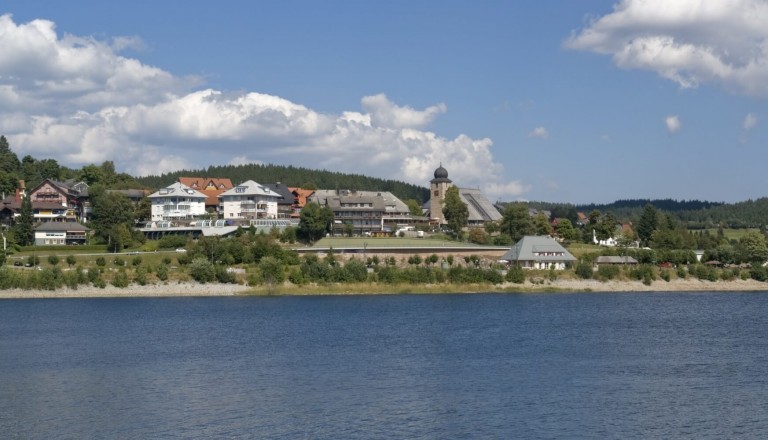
left=0, top=135, right=20, bottom=174
left=15, top=195, right=34, bottom=246
left=554, top=218, right=576, bottom=242
left=533, top=212, right=552, bottom=236
left=739, top=230, right=768, bottom=263
left=134, top=197, right=152, bottom=223
left=405, top=199, right=423, bottom=217
left=298, top=202, right=334, bottom=244
left=636, top=204, right=658, bottom=246
left=89, top=186, right=135, bottom=249
left=500, top=203, right=534, bottom=243
left=442, top=186, right=468, bottom=239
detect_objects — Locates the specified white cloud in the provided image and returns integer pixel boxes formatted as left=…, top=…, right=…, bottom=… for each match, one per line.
left=665, top=115, right=681, bottom=134
left=565, top=0, right=768, bottom=97
left=0, top=14, right=529, bottom=198
left=528, top=126, right=549, bottom=139
left=361, top=93, right=446, bottom=129
left=743, top=113, right=758, bottom=130
left=228, top=156, right=264, bottom=167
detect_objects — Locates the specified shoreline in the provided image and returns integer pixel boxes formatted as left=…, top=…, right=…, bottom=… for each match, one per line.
left=2, top=277, right=768, bottom=299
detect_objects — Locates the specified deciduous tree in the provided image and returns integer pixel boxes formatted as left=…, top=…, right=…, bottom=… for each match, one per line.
left=442, top=186, right=468, bottom=240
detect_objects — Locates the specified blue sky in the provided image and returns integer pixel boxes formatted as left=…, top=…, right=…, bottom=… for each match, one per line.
left=1, top=1, right=766, bottom=204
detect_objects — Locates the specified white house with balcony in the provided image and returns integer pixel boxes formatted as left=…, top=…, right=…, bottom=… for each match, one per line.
left=148, top=182, right=207, bottom=222
left=219, top=180, right=280, bottom=220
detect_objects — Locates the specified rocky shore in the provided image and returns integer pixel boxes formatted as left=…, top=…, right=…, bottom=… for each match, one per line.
left=1, top=277, right=768, bottom=299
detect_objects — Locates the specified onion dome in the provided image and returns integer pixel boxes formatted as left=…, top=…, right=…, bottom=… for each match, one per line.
left=433, top=164, right=449, bottom=179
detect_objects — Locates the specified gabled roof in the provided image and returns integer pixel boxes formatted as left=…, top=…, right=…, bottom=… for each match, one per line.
left=220, top=180, right=280, bottom=199
left=148, top=182, right=207, bottom=199
left=289, top=188, right=315, bottom=207
left=178, top=177, right=233, bottom=190
left=500, top=236, right=576, bottom=262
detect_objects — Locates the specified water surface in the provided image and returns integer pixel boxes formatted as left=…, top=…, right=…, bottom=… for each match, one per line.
left=1, top=292, right=767, bottom=439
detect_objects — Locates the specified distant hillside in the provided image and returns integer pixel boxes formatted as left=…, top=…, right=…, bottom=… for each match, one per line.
left=134, top=163, right=430, bottom=203
left=517, top=198, right=768, bottom=229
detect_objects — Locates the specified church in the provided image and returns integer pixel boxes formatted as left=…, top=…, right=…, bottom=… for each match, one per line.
left=424, top=164, right=502, bottom=226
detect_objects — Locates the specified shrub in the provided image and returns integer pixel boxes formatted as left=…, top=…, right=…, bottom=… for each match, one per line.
left=155, top=264, right=169, bottom=281
left=132, top=256, right=143, bottom=267
left=96, top=257, right=106, bottom=267
left=676, top=265, right=687, bottom=279
left=749, top=265, right=768, bottom=282
left=506, top=266, right=525, bottom=284
left=113, top=257, right=125, bottom=267
left=660, top=269, right=671, bottom=282
left=215, top=267, right=237, bottom=284
left=288, top=268, right=307, bottom=285
left=27, top=255, right=40, bottom=267
left=188, top=258, right=216, bottom=283
left=596, top=265, right=620, bottom=281
left=111, top=269, right=130, bottom=288
left=47, top=255, right=60, bottom=266
left=258, top=256, right=285, bottom=284
left=66, top=255, right=77, bottom=268
left=575, top=261, right=593, bottom=279
left=134, top=266, right=148, bottom=286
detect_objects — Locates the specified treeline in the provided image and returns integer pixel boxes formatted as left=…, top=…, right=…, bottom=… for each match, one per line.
left=135, top=163, right=430, bottom=203
left=521, top=197, right=768, bottom=229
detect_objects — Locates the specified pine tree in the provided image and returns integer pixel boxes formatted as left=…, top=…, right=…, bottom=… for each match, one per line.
left=16, top=195, right=35, bottom=246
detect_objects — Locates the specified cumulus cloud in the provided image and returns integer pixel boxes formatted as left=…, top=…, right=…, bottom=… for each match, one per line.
left=565, top=0, right=768, bottom=97
left=0, top=14, right=528, bottom=199
left=665, top=115, right=682, bottom=134
left=528, top=126, right=549, bottom=139
left=361, top=93, right=446, bottom=129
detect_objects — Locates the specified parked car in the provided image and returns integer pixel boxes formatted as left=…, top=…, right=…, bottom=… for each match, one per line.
left=175, top=248, right=187, bottom=253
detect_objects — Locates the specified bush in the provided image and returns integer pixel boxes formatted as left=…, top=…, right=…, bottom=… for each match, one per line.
left=113, top=257, right=125, bottom=267
left=188, top=258, right=216, bottom=283
left=660, top=269, right=671, bottom=282
left=47, top=255, right=60, bottom=266
left=111, top=269, right=130, bottom=288
left=506, top=266, right=525, bottom=284
left=215, top=267, right=237, bottom=284
left=676, top=265, right=687, bottom=279
left=27, top=255, right=40, bottom=267
left=258, top=256, right=285, bottom=284
left=749, top=265, right=768, bottom=282
left=134, top=266, right=148, bottom=286
left=132, top=256, right=143, bottom=267
left=575, top=261, right=593, bottom=279
left=96, top=257, right=106, bottom=267
left=288, top=268, right=307, bottom=285
left=596, top=265, right=620, bottom=281
left=155, top=264, right=169, bottom=281
left=66, top=255, right=77, bottom=268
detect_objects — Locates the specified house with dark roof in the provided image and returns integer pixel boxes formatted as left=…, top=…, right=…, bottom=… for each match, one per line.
left=263, top=183, right=293, bottom=218
left=309, top=189, right=411, bottom=236
left=34, top=221, right=89, bottom=245
left=499, top=235, right=576, bottom=270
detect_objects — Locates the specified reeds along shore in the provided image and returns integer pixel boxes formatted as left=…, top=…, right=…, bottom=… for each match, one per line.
left=2, top=277, right=768, bottom=299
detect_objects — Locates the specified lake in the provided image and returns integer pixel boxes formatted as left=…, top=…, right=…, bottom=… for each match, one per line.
left=1, top=292, right=767, bottom=439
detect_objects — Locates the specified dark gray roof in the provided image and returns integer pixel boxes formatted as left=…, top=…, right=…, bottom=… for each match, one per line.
left=595, top=256, right=638, bottom=264
left=35, top=222, right=89, bottom=232
left=263, top=183, right=292, bottom=204
left=500, top=236, right=576, bottom=262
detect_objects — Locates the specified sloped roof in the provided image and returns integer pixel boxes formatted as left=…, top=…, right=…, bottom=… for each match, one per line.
left=595, top=256, right=638, bottom=264
left=459, top=188, right=502, bottom=222
left=148, top=182, right=207, bottom=199
left=178, top=177, right=233, bottom=190
left=500, top=236, right=576, bottom=262
left=289, top=188, right=315, bottom=208
left=310, top=189, right=409, bottom=213
left=220, top=180, right=280, bottom=199
left=35, top=222, right=89, bottom=232
left=263, top=183, right=292, bottom=204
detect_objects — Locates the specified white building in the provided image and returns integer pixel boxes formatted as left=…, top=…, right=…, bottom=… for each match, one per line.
left=148, top=182, right=207, bottom=222
left=219, top=180, right=281, bottom=220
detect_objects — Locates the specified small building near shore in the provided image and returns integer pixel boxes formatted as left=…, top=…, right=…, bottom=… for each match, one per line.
left=499, top=235, right=576, bottom=270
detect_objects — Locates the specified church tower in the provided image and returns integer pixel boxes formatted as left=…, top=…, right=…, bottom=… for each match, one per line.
left=429, top=163, right=452, bottom=225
